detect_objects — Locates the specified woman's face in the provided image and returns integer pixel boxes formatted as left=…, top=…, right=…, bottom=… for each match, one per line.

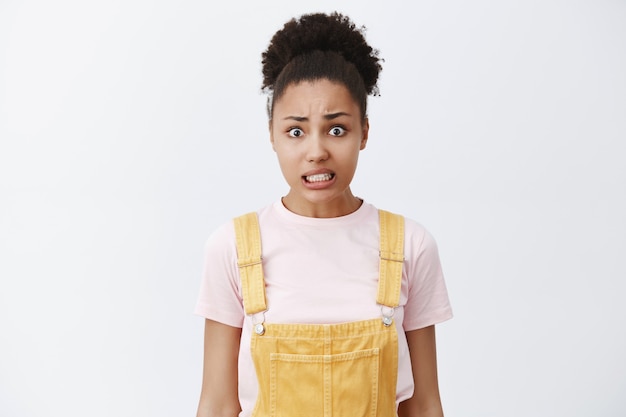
left=270, top=79, right=369, bottom=218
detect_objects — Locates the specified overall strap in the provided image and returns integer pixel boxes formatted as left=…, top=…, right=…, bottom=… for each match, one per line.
left=377, top=210, right=405, bottom=308
left=233, top=212, right=267, bottom=315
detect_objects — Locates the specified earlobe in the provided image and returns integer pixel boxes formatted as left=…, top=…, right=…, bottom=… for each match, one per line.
left=360, top=118, right=370, bottom=150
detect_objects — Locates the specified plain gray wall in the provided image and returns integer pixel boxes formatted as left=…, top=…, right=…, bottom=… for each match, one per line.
left=1, top=0, right=625, bottom=416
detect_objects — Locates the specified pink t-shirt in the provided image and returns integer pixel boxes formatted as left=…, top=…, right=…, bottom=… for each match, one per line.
left=195, top=200, right=452, bottom=416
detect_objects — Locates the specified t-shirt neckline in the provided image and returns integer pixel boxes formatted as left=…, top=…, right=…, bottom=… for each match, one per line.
left=272, top=198, right=371, bottom=227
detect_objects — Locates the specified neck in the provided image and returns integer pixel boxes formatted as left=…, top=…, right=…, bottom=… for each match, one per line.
left=281, top=191, right=363, bottom=218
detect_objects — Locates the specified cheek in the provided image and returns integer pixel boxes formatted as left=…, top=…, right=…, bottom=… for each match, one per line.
left=345, top=142, right=363, bottom=161
left=275, top=149, right=299, bottom=173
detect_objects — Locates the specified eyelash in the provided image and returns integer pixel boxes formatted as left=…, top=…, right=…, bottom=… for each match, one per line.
left=286, top=126, right=347, bottom=138
left=329, top=126, right=346, bottom=136
left=287, top=127, right=304, bottom=138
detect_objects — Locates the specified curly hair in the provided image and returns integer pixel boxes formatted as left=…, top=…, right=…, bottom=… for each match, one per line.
left=261, top=12, right=383, bottom=119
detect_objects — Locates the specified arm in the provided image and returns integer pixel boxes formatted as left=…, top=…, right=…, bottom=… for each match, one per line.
left=196, top=319, right=242, bottom=417
left=397, top=325, right=444, bottom=417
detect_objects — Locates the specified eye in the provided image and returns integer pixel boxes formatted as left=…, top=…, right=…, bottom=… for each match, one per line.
left=329, top=126, right=346, bottom=136
left=288, top=127, right=304, bottom=138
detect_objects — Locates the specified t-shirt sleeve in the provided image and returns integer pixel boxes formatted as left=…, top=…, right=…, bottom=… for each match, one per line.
left=194, top=221, right=245, bottom=328
left=402, top=221, right=453, bottom=331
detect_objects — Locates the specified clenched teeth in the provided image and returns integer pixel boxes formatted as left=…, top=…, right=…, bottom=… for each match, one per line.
left=305, top=173, right=334, bottom=182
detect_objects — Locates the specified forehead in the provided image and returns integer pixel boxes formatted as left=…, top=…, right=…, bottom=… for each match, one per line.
left=273, top=79, right=359, bottom=116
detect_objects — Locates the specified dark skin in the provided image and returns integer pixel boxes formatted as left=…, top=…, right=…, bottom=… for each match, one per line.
left=398, top=326, right=445, bottom=417
left=196, top=78, right=445, bottom=417
left=196, top=320, right=241, bottom=417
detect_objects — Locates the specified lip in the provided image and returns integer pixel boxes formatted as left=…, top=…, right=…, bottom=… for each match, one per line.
left=301, top=169, right=336, bottom=190
left=302, top=168, right=335, bottom=177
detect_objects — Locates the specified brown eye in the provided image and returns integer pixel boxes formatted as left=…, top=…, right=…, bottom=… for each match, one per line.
left=329, top=126, right=346, bottom=136
left=288, top=128, right=304, bottom=137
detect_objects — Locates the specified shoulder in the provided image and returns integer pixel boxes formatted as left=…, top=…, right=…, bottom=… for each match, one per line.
left=210, top=203, right=275, bottom=238
left=374, top=207, right=440, bottom=261
left=205, top=218, right=236, bottom=246
left=375, top=207, right=436, bottom=245
left=403, top=216, right=439, bottom=256
left=201, top=220, right=238, bottom=270
left=204, top=203, right=277, bottom=252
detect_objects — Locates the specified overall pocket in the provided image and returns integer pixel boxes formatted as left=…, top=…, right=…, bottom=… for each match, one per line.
left=268, top=348, right=380, bottom=417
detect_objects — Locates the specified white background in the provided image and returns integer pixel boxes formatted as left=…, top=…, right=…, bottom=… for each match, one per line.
left=1, top=0, right=625, bottom=416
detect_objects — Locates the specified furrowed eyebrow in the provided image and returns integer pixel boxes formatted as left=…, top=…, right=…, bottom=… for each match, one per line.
left=324, top=112, right=350, bottom=120
left=283, top=116, right=308, bottom=122
left=282, top=112, right=351, bottom=122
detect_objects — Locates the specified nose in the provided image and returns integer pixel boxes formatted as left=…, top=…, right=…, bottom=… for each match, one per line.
left=306, top=135, right=329, bottom=163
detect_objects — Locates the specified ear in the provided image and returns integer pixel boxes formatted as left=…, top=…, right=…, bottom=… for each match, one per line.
left=269, top=119, right=276, bottom=151
left=360, top=118, right=369, bottom=150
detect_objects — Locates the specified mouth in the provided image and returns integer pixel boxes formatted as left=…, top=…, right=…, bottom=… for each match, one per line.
left=303, top=173, right=335, bottom=183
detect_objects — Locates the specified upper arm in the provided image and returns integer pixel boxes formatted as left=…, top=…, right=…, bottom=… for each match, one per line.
left=403, top=224, right=452, bottom=332
left=398, top=325, right=444, bottom=417
left=196, top=319, right=242, bottom=417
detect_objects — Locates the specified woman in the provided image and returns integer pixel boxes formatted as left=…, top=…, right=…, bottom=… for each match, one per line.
left=195, top=12, right=452, bottom=417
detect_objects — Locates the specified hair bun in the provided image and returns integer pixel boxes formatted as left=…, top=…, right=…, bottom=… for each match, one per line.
left=262, top=12, right=382, bottom=95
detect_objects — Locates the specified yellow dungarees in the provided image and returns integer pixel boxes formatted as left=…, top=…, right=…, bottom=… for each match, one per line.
left=234, top=210, right=405, bottom=417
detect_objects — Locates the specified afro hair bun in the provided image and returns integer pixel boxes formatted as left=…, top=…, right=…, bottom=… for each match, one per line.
left=261, top=12, right=383, bottom=95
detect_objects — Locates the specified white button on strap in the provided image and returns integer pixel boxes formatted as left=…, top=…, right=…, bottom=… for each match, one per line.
left=254, top=323, right=265, bottom=335
left=381, top=305, right=395, bottom=327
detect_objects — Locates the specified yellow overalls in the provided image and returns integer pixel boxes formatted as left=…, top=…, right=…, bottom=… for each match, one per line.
left=234, top=210, right=405, bottom=417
